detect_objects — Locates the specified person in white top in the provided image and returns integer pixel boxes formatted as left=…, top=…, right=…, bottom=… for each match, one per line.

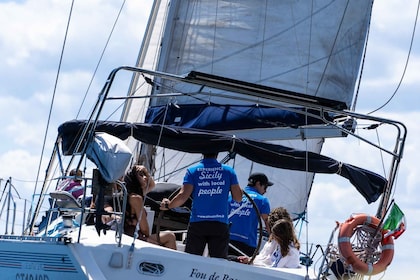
left=237, top=218, right=301, bottom=268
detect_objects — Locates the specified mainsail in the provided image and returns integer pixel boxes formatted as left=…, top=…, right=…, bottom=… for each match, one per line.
left=120, top=0, right=374, bottom=220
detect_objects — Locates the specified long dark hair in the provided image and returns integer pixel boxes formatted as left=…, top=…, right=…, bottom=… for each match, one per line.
left=124, top=165, right=144, bottom=195
left=267, top=207, right=293, bottom=229
left=271, top=219, right=300, bottom=257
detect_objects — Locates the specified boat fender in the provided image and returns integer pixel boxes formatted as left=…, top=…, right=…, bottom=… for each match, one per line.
left=338, top=213, right=394, bottom=275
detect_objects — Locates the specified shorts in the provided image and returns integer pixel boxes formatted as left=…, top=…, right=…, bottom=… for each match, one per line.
left=185, top=221, right=229, bottom=258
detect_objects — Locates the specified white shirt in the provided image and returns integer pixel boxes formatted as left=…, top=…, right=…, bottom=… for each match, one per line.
left=253, top=240, right=300, bottom=268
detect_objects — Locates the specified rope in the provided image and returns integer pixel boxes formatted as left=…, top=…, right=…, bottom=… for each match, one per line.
left=230, top=135, right=236, bottom=153
left=76, top=0, right=128, bottom=119
left=29, top=1, right=75, bottom=234
left=368, top=0, right=419, bottom=114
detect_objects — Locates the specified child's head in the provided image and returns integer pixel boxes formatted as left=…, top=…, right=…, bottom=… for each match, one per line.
left=268, top=207, right=292, bottom=229
left=271, top=218, right=300, bottom=256
left=69, top=169, right=83, bottom=182
left=271, top=219, right=294, bottom=243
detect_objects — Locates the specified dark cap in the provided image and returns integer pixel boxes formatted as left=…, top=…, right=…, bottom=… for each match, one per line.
left=248, top=173, right=273, bottom=186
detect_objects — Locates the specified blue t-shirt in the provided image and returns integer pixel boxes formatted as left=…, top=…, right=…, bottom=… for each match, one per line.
left=228, top=186, right=271, bottom=247
left=184, top=158, right=239, bottom=224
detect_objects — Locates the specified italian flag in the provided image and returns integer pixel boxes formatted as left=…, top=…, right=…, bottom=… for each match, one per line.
left=383, top=202, right=406, bottom=239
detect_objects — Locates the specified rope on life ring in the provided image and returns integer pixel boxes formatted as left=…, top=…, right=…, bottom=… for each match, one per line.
left=338, top=213, right=394, bottom=275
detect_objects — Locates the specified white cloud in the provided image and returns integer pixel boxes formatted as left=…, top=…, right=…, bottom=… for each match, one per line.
left=0, top=0, right=154, bottom=226
left=0, top=1, right=68, bottom=67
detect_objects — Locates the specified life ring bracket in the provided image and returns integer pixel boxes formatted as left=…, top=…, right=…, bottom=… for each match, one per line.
left=338, top=213, right=394, bottom=276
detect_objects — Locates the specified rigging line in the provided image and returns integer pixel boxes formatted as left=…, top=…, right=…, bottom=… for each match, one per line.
left=76, top=0, right=127, bottom=119
left=153, top=0, right=169, bottom=68
left=32, top=0, right=75, bottom=198
left=314, top=1, right=350, bottom=97
left=352, top=1, right=374, bottom=112
left=301, top=0, right=314, bottom=207
left=301, top=0, right=315, bottom=273
left=175, top=0, right=194, bottom=74
left=212, top=0, right=221, bottom=74
left=154, top=153, right=201, bottom=182
left=375, top=129, right=387, bottom=178
left=155, top=102, right=171, bottom=147
left=258, top=0, right=268, bottom=83
left=368, top=0, right=419, bottom=115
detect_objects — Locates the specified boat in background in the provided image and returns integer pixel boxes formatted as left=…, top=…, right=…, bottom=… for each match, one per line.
left=0, top=1, right=407, bottom=279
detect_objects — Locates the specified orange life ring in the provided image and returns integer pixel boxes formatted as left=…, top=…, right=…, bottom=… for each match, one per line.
left=338, top=213, right=394, bottom=275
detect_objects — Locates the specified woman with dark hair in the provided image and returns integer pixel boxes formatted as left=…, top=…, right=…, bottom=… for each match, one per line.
left=123, top=165, right=176, bottom=250
left=256, top=218, right=301, bottom=267
left=237, top=215, right=300, bottom=268
left=124, top=165, right=155, bottom=195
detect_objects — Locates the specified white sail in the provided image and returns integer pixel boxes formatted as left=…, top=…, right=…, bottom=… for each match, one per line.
left=127, top=0, right=372, bottom=105
left=122, top=0, right=374, bottom=219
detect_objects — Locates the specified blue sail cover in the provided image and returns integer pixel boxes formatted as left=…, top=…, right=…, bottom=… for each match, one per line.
left=58, top=120, right=386, bottom=203
left=145, top=104, right=333, bottom=131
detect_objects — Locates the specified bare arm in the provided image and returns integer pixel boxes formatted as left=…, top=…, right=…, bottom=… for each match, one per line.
left=261, top=213, right=271, bottom=235
left=129, top=195, right=150, bottom=236
left=160, top=183, right=193, bottom=210
left=230, top=184, right=243, bottom=202
left=144, top=168, right=155, bottom=190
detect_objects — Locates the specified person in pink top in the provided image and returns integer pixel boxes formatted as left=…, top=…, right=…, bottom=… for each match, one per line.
left=59, top=169, right=84, bottom=199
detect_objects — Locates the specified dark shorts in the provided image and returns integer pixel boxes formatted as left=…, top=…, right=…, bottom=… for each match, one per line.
left=185, top=221, right=229, bottom=258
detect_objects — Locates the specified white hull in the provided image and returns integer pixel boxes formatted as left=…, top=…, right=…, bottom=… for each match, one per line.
left=0, top=225, right=316, bottom=280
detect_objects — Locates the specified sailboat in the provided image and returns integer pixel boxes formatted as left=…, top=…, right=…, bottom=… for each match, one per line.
left=0, top=0, right=407, bottom=279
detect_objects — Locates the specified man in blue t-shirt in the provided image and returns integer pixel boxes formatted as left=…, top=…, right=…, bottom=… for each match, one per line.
left=160, top=153, right=242, bottom=258
left=228, top=172, right=272, bottom=257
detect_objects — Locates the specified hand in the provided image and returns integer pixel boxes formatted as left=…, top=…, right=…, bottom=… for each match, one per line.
left=160, top=198, right=170, bottom=210
left=237, top=256, right=250, bottom=264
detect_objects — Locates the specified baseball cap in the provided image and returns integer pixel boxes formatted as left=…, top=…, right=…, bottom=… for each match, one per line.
left=248, top=173, right=273, bottom=186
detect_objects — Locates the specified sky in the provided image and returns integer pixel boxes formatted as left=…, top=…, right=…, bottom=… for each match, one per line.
left=0, top=0, right=419, bottom=279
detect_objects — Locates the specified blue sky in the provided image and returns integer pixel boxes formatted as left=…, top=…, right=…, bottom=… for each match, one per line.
left=0, top=1, right=419, bottom=279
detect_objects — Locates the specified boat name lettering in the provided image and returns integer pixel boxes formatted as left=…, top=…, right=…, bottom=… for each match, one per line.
left=22, top=263, right=43, bottom=270
left=197, top=186, right=223, bottom=197
left=189, top=269, right=239, bottom=280
left=198, top=170, right=223, bottom=181
left=190, top=268, right=206, bottom=279
left=16, top=273, right=50, bottom=280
